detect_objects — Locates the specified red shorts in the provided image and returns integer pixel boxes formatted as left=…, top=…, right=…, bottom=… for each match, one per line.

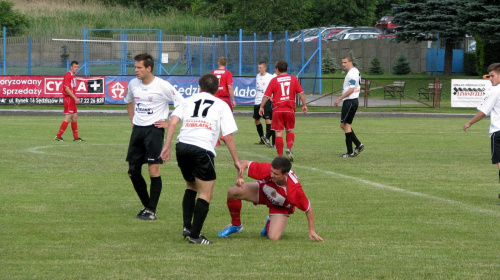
left=63, top=96, right=77, bottom=114
left=256, top=184, right=294, bottom=216
left=215, top=95, right=233, bottom=112
left=271, top=111, right=295, bottom=131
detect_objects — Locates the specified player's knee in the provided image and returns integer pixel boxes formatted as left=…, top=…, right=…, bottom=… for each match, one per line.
left=267, top=233, right=282, bottom=241
left=227, top=186, right=240, bottom=199
left=128, top=164, right=142, bottom=177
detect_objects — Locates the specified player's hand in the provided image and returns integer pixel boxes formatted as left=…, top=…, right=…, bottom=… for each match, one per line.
left=334, top=98, right=341, bottom=107
left=75, top=97, right=81, bottom=104
left=463, top=122, right=471, bottom=132
left=309, top=231, right=324, bottom=242
left=154, top=120, right=169, bottom=129
left=236, top=177, right=245, bottom=187
left=160, top=146, right=171, bottom=162
left=232, top=100, right=237, bottom=107
left=259, top=107, right=264, bottom=116
left=302, top=105, right=308, bottom=114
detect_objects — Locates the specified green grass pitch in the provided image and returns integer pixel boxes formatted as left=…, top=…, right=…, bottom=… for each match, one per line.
left=1, top=114, right=499, bottom=279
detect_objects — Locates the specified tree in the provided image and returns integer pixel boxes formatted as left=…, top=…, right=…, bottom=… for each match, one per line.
left=368, top=57, right=384, bottom=75
left=0, top=0, right=30, bottom=36
left=322, top=48, right=339, bottom=74
left=392, top=0, right=466, bottom=75
left=310, top=0, right=378, bottom=27
left=392, top=54, right=411, bottom=75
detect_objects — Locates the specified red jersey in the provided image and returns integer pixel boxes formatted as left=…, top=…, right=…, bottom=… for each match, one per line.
left=211, top=68, right=233, bottom=98
left=62, top=71, right=76, bottom=96
left=247, top=161, right=310, bottom=214
left=264, top=74, right=303, bottom=112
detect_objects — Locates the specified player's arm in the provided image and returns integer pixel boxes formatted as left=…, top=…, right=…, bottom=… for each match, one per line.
left=223, top=133, right=243, bottom=180
left=334, top=87, right=354, bottom=107
left=463, top=111, right=486, bottom=132
left=160, top=115, right=180, bottom=162
left=298, top=92, right=307, bottom=114
left=259, top=96, right=270, bottom=116
left=228, top=84, right=236, bottom=107
left=126, top=102, right=135, bottom=127
left=305, top=206, right=323, bottom=242
left=64, top=86, right=81, bottom=104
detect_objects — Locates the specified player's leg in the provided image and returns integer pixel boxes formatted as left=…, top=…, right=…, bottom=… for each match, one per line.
left=253, top=105, right=264, bottom=144
left=126, top=127, right=151, bottom=218
left=267, top=215, right=288, bottom=241
left=218, top=182, right=259, bottom=237
left=188, top=178, right=215, bottom=244
left=182, top=181, right=197, bottom=238
left=70, top=113, right=82, bottom=140
left=272, top=112, right=285, bottom=156
left=55, top=98, right=73, bottom=140
left=340, top=101, right=355, bottom=157
left=491, top=132, right=500, bottom=199
left=143, top=127, right=165, bottom=217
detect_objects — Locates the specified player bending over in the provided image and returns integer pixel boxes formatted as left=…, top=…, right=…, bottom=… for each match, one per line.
left=217, top=156, right=323, bottom=241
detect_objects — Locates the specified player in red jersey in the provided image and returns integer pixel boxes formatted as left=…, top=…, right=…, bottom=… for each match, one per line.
left=54, top=60, right=83, bottom=141
left=259, top=60, right=307, bottom=162
left=217, top=156, right=323, bottom=241
left=211, top=56, right=236, bottom=145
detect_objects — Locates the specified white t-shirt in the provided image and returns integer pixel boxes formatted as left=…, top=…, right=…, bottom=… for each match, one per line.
left=124, top=77, right=183, bottom=126
left=342, top=67, right=361, bottom=100
left=477, top=85, right=500, bottom=136
left=255, top=73, right=275, bottom=105
left=172, top=92, right=238, bottom=156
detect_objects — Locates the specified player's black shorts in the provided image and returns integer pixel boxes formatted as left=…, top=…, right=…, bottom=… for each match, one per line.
left=340, top=98, right=359, bottom=124
left=126, top=125, right=164, bottom=164
left=176, top=142, right=216, bottom=181
left=253, top=100, right=272, bottom=120
left=490, top=131, right=500, bottom=164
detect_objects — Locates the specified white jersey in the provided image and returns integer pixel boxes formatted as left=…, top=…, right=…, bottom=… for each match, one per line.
left=124, top=77, right=183, bottom=126
left=477, top=85, right=500, bottom=136
left=172, top=92, right=238, bottom=156
left=342, top=67, right=361, bottom=100
left=255, top=73, right=275, bottom=105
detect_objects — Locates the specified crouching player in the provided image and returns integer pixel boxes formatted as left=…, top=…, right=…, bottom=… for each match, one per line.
left=217, top=156, right=323, bottom=241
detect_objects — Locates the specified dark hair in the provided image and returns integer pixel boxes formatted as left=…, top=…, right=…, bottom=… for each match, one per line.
left=70, top=61, right=79, bottom=66
left=258, top=61, right=267, bottom=67
left=199, top=73, right=219, bottom=94
left=134, top=53, right=154, bottom=72
left=218, top=57, right=228, bottom=66
left=271, top=156, right=292, bottom=174
left=342, top=54, right=353, bottom=62
left=274, top=60, right=288, bottom=73
left=487, top=63, right=500, bottom=74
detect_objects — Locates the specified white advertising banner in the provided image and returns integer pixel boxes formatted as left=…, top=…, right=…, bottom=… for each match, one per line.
left=451, top=79, right=492, bottom=108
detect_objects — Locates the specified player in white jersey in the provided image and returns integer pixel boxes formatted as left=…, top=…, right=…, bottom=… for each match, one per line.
left=160, top=73, right=243, bottom=245
left=253, top=62, right=275, bottom=147
left=125, top=53, right=184, bottom=221
left=334, top=54, right=364, bottom=158
left=463, top=63, right=500, bottom=200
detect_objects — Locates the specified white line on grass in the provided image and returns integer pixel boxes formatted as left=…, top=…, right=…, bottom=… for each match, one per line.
left=240, top=151, right=500, bottom=218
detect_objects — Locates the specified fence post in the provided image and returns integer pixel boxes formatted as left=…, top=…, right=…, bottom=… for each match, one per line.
left=212, top=35, right=215, bottom=70
left=199, top=35, right=203, bottom=76
left=434, top=77, right=440, bottom=108
left=238, top=29, right=242, bottom=76
left=157, top=29, right=162, bottom=76
left=3, top=26, right=6, bottom=75
left=268, top=32, right=272, bottom=68
left=28, top=37, right=31, bottom=75
left=317, top=29, right=322, bottom=94
left=253, top=33, right=257, bottom=76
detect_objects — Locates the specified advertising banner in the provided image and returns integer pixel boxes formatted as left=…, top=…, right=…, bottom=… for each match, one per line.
left=0, top=76, right=105, bottom=105
left=451, top=79, right=492, bottom=108
left=105, top=76, right=257, bottom=105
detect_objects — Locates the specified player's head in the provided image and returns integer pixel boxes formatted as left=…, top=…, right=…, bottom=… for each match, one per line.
left=274, top=60, right=288, bottom=74
left=270, top=156, right=291, bottom=185
left=342, top=54, right=354, bottom=70
left=218, top=57, right=228, bottom=67
left=258, top=62, right=267, bottom=75
left=69, top=61, right=79, bottom=74
left=486, top=63, right=500, bottom=86
left=134, top=53, right=154, bottom=80
left=199, top=73, right=219, bottom=94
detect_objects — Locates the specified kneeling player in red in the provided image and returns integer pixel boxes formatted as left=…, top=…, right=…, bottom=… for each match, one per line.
left=217, top=156, right=323, bottom=241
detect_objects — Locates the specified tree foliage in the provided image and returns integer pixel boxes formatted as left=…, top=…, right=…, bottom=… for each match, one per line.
left=0, top=0, right=30, bottom=36
left=392, top=54, right=411, bottom=75
left=392, top=0, right=466, bottom=75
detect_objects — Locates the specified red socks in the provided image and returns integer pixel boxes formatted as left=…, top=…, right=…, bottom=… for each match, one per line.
left=275, top=136, right=284, bottom=156
left=71, top=122, right=79, bottom=139
left=227, top=199, right=242, bottom=226
left=286, top=132, right=295, bottom=150
left=57, top=121, right=69, bottom=138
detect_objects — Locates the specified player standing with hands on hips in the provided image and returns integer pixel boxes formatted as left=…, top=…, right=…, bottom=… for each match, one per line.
left=260, top=60, right=307, bottom=162
left=160, top=73, right=242, bottom=245
left=334, top=54, right=364, bottom=158
left=463, top=63, right=500, bottom=200
left=54, top=61, right=83, bottom=141
left=125, top=53, right=184, bottom=220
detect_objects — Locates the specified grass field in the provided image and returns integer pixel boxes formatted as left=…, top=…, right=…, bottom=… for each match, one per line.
left=1, top=114, right=500, bottom=279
